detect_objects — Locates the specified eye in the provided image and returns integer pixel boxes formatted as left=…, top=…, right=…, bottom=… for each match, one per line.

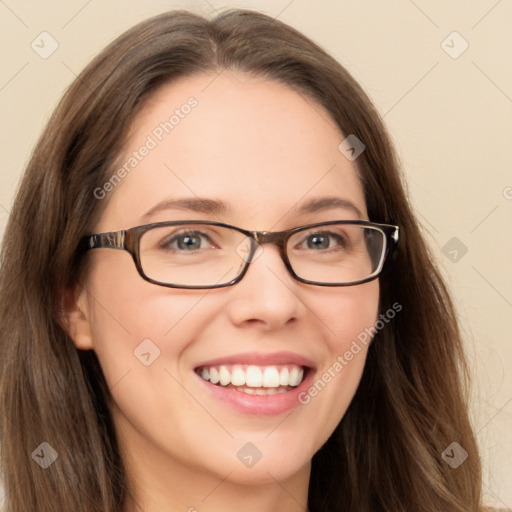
left=160, top=230, right=214, bottom=251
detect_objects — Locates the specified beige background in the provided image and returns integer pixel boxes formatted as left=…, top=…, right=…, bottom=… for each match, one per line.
left=0, top=0, right=511, bottom=508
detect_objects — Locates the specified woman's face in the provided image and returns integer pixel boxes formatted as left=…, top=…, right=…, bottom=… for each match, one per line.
left=71, top=71, right=379, bottom=493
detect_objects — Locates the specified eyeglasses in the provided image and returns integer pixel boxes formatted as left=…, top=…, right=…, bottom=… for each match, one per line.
left=80, top=220, right=399, bottom=289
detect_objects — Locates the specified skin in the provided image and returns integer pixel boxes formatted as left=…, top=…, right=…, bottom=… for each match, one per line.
left=66, top=71, right=379, bottom=512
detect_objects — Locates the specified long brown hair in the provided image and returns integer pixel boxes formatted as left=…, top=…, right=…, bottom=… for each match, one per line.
left=0, top=9, right=482, bottom=511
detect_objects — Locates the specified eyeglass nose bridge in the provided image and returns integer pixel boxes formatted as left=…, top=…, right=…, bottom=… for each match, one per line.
left=240, top=230, right=291, bottom=269
left=251, top=230, right=288, bottom=247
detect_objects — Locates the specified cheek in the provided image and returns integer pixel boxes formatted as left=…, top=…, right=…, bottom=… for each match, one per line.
left=83, top=257, right=225, bottom=457
left=299, top=281, right=379, bottom=440
left=83, top=253, right=216, bottom=383
left=319, top=279, right=380, bottom=349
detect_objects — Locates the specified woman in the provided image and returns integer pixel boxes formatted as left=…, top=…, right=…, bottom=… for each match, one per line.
left=0, top=8, right=486, bottom=512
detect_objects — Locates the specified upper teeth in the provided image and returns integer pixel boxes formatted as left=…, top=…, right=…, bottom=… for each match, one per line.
left=198, top=364, right=304, bottom=388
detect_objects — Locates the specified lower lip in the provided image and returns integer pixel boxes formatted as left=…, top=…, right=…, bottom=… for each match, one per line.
left=195, top=370, right=315, bottom=416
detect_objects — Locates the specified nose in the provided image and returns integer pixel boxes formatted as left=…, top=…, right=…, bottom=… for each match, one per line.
left=225, top=243, right=306, bottom=331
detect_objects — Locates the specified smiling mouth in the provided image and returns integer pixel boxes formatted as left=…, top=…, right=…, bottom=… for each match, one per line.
left=195, top=364, right=307, bottom=395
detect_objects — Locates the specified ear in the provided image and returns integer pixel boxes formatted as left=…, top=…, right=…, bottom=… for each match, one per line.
left=59, top=284, right=94, bottom=350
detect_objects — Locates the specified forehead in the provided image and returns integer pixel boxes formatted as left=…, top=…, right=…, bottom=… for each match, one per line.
left=96, top=71, right=367, bottom=231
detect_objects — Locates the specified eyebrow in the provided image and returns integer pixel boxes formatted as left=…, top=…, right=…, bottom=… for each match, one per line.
left=296, top=197, right=365, bottom=219
left=141, top=197, right=228, bottom=220
left=141, top=195, right=364, bottom=221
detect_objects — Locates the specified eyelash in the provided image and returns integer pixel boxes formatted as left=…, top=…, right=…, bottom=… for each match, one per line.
left=159, top=230, right=216, bottom=251
left=158, top=229, right=351, bottom=253
left=294, top=231, right=350, bottom=251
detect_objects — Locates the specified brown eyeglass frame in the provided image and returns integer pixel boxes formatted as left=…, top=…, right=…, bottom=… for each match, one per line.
left=79, top=220, right=400, bottom=289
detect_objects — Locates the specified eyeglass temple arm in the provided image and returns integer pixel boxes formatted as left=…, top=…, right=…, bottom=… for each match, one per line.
left=386, top=226, right=400, bottom=260
left=390, top=226, right=399, bottom=245
left=85, top=231, right=126, bottom=250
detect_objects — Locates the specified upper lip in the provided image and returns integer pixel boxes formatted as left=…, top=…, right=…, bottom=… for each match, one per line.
left=194, top=351, right=316, bottom=370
